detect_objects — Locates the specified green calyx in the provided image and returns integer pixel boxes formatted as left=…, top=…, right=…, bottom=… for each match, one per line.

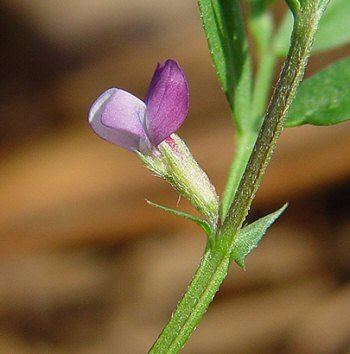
left=138, top=134, right=219, bottom=227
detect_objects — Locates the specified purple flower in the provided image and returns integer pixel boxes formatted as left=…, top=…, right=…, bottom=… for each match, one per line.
left=88, top=59, right=189, bottom=153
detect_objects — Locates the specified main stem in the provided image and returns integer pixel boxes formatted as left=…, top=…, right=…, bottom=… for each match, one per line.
left=221, top=2, right=327, bottom=240
left=149, top=3, right=328, bottom=353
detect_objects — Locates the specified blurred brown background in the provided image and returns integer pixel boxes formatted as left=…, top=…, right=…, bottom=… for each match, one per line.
left=0, top=1, right=349, bottom=353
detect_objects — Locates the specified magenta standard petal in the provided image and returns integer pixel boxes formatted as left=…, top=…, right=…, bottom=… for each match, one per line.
left=145, top=59, right=189, bottom=146
left=88, top=88, right=148, bottom=151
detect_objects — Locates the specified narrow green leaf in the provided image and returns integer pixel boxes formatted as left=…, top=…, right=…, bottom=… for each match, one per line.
left=146, top=200, right=212, bottom=236
left=273, top=10, right=293, bottom=57
left=198, top=0, right=252, bottom=132
left=248, top=4, right=276, bottom=125
left=221, top=132, right=257, bottom=220
left=230, top=204, right=288, bottom=269
left=248, top=0, right=276, bottom=16
left=286, top=57, right=350, bottom=127
left=274, top=0, right=350, bottom=56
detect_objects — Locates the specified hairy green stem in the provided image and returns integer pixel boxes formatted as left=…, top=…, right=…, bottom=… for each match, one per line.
left=221, top=1, right=329, bottom=240
left=149, top=2, right=329, bottom=353
left=149, top=249, right=229, bottom=354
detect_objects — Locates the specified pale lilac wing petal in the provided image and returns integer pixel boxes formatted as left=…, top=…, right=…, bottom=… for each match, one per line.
left=145, top=60, right=189, bottom=146
left=88, top=88, right=147, bottom=151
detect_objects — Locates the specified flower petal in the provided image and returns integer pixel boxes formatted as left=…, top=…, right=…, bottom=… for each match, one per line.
left=88, top=88, right=148, bottom=151
left=145, top=59, right=189, bottom=146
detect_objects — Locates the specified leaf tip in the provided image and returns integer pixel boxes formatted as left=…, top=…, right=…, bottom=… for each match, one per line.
left=236, top=259, right=246, bottom=271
